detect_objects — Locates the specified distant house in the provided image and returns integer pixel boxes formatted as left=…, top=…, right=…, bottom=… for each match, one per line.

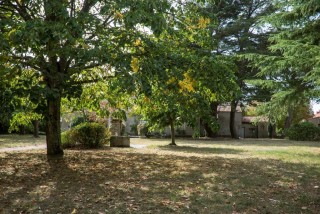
left=216, top=105, right=242, bottom=137
left=122, top=104, right=269, bottom=138
left=63, top=105, right=270, bottom=138
left=308, top=111, right=320, bottom=127
left=215, top=105, right=268, bottom=138
left=241, top=116, right=269, bottom=138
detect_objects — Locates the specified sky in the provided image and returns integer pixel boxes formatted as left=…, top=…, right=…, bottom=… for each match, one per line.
left=312, top=102, right=320, bottom=114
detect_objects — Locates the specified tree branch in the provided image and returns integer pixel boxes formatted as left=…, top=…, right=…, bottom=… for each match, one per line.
left=9, top=0, right=33, bottom=21
left=81, top=0, right=97, bottom=13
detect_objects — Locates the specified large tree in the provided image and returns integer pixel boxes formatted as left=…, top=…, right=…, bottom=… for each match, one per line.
left=247, top=0, right=320, bottom=130
left=0, top=0, right=172, bottom=156
left=176, top=0, right=274, bottom=138
left=130, top=1, right=239, bottom=141
left=211, top=0, right=274, bottom=138
left=0, top=66, right=15, bottom=133
left=165, top=0, right=240, bottom=137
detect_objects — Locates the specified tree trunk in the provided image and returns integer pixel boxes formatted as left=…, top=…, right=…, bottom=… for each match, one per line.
left=169, top=119, right=176, bottom=146
left=203, top=122, right=213, bottom=137
left=203, top=102, right=219, bottom=137
left=46, top=95, right=64, bottom=157
left=229, top=100, right=239, bottom=139
left=284, top=108, right=293, bottom=130
left=32, top=120, right=40, bottom=138
left=268, top=123, right=273, bottom=139
left=19, top=125, right=26, bottom=135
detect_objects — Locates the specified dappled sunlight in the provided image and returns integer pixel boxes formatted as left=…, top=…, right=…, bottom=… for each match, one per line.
left=0, top=140, right=319, bottom=213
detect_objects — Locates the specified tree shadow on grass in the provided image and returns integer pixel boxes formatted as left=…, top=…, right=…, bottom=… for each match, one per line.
left=1, top=150, right=319, bottom=213
left=158, top=145, right=245, bottom=155
left=0, top=152, right=93, bottom=213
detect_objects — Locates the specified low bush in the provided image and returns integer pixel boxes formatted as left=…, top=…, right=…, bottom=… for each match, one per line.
left=62, top=122, right=111, bottom=149
left=61, top=130, right=77, bottom=148
left=70, top=116, right=87, bottom=128
left=137, top=122, right=148, bottom=137
left=286, top=122, right=320, bottom=141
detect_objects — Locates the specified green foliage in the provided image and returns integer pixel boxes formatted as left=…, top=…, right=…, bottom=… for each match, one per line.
left=70, top=116, right=87, bottom=128
left=0, top=0, right=173, bottom=155
left=286, top=122, right=320, bottom=141
left=61, top=130, right=77, bottom=149
left=255, top=99, right=313, bottom=132
left=130, top=124, right=138, bottom=135
left=63, top=122, right=111, bottom=149
left=247, top=0, right=320, bottom=125
left=203, top=117, right=220, bottom=135
left=9, top=112, right=42, bottom=133
left=137, top=122, right=148, bottom=137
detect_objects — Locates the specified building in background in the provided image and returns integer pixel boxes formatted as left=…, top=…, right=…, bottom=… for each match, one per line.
left=308, top=111, right=320, bottom=127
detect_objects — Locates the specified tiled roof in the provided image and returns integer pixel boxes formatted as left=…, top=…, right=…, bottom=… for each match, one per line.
left=217, top=105, right=242, bottom=112
left=313, top=111, right=320, bottom=118
left=242, top=116, right=268, bottom=123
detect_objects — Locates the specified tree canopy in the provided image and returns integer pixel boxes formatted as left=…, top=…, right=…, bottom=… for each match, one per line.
left=1, top=0, right=319, bottom=151
left=247, top=0, right=320, bottom=129
left=0, top=0, right=173, bottom=156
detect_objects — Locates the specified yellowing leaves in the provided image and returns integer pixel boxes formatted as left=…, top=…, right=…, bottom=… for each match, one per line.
left=167, top=77, right=177, bottom=85
left=198, top=17, right=210, bottom=29
left=144, top=96, right=150, bottom=103
left=134, top=39, right=141, bottom=46
left=179, top=73, right=196, bottom=93
left=114, top=11, right=123, bottom=20
left=131, top=57, right=140, bottom=73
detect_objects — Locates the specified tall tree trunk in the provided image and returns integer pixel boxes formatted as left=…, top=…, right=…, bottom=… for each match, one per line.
left=46, top=95, right=64, bottom=157
left=19, top=125, right=26, bottom=135
left=268, top=123, right=273, bottom=139
left=229, top=100, right=239, bottom=139
left=284, top=107, right=293, bottom=130
left=203, top=102, right=219, bottom=137
left=32, top=120, right=39, bottom=138
left=169, top=119, right=176, bottom=146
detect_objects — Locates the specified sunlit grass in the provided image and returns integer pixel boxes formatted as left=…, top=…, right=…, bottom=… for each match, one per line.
left=0, top=134, right=45, bottom=149
left=0, top=136, right=319, bottom=213
left=130, top=137, right=320, bottom=165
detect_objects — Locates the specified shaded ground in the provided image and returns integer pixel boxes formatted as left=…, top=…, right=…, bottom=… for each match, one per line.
left=0, top=136, right=319, bottom=213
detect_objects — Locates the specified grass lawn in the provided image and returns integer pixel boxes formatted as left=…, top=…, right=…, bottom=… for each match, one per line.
left=0, top=136, right=319, bottom=213
left=0, top=134, right=45, bottom=149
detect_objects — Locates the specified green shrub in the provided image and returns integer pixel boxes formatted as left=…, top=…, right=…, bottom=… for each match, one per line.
left=61, top=122, right=111, bottom=149
left=61, top=130, right=77, bottom=148
left=286, top=122, right=320, bottom=141
left=70, top=116, right=87, bottom=128
left=137, top=122, right=149, bottom=137
left=130, top=123, right=138, bottom=135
